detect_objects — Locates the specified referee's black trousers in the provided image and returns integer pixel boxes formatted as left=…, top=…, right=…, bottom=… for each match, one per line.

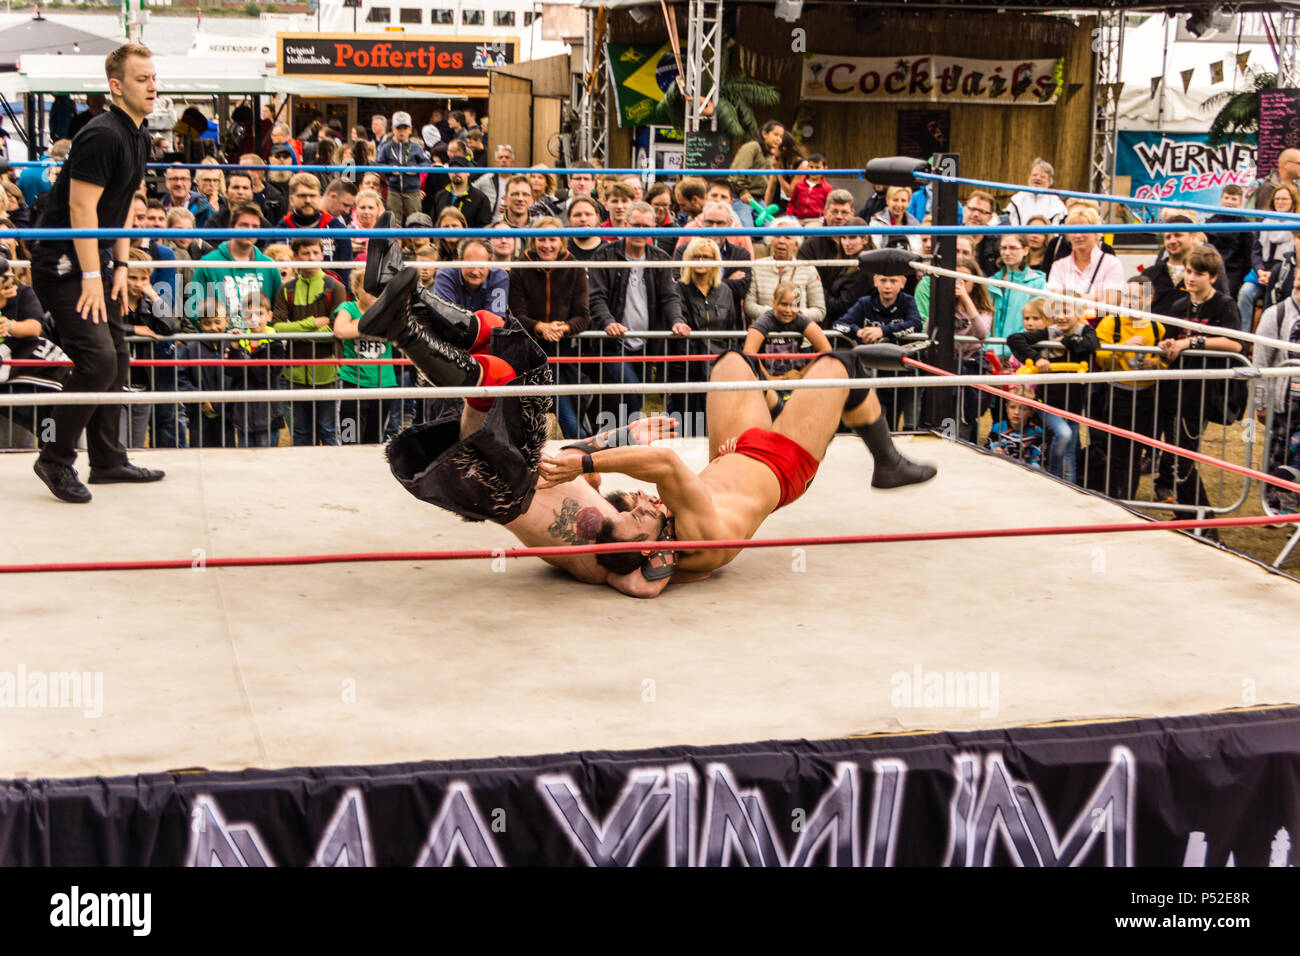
left=33, top=264, right=130, bottom=470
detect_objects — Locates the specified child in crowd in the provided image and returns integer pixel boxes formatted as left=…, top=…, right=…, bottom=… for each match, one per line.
left=333, top=270, right=399, bottom=444
left=743, top=280, right=832, bottom=409
left=180, top=302, right=237, bottom=448
left=415, top=246, right=439, bottom=289
left=786, top=153, right=832, bottom=223
left=985, top=384, right=1044, bottom=467
left=832, top=271, right=923, bottom=427
left=1156, top=244, right=1243, bottom=510
left=1206, top=183, right=1253, bottom=297
left=271, top=237, right=347, bottom=446
left=402, top=215, right=435, bottom=261
left=123, top=248, right=181, bottom=449
left=1094, top=283, right=1167, bottom=500
left=951, top=256, right=994, bottom=442
left=263, top=243, right=295, bottom=285
left=1007, top=296, right=1099, bottom=485
left=229, top=293, right=286, bottom=447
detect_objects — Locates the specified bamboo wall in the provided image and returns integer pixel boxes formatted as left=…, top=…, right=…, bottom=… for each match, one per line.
left=604, top=5, right=1097, bottom=201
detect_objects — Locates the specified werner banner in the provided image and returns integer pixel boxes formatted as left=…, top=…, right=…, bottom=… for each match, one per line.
left=605, top=41, right=680, bottom=127
left=2, top=707, right=1297, bottom=865
left=1116, top=131, right=1257, bottom=221
left=276, top=33, right=516, bottom=85
left=800, top=54, right=1063, bottom=105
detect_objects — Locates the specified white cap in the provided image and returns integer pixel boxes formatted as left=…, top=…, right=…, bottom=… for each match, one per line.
left=392, top=111, right=412, bottom=128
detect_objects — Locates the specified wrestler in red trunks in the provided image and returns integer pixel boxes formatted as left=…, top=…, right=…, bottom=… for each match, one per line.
left=538, top=346, right=937, bottom=578
left=714, top=428, right=819, bottom=510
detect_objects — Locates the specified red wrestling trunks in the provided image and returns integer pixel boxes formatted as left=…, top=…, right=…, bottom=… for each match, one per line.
left=714, top=427, right=819, bottom=509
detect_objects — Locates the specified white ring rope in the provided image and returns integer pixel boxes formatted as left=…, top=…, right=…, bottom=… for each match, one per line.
left=912, top=260, right=1300, bottom=356
left=0, top=258, right=860, bottom=271
left=0, top=365, right=1291, bottom=408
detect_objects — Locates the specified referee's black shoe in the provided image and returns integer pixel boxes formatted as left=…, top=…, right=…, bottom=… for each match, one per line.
left=88, top=462, right=166, bottom=484
left=33, top=459, right=92, bottom=503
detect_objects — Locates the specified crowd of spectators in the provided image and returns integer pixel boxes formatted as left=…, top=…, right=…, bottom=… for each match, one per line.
left=3, top=105, right=1296, bottom=521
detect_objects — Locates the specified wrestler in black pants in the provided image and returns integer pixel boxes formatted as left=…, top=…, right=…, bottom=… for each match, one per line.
left=32, top=253, right=130, bottom=470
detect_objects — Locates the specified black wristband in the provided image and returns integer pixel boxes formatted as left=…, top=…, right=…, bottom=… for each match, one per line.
left=581, top=453, right=595, bottom=474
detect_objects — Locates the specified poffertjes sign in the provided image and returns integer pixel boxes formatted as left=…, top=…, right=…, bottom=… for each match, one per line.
left=801, top=53, right=1063, bottom=106
left=276, top=33, right=517, bottom=85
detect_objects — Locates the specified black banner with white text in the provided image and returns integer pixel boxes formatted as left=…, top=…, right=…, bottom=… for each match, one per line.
left=2, top=707, right=1297, bottom=867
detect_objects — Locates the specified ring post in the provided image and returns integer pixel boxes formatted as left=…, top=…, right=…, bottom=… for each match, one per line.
left=926, top=152, right=960, bottom=429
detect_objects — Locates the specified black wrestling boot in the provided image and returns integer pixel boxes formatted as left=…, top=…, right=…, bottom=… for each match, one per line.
left=358, top=265, right=419, bottom=340
left=363, top=211, right=405, bottom=296
left=855, top=416, right=937, bottom=489
left=398, top=319, right=482, bottom=388
left=410, top=285, right=486, bottom=351
left=358, top=267, right=481, bottom=387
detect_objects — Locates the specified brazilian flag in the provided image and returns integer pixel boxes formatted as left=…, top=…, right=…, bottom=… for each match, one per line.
left=605, top=42, right=680, bottom=127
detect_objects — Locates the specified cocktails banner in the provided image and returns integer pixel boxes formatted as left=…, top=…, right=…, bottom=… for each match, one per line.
left=800, top=54, right=1063, bottom=105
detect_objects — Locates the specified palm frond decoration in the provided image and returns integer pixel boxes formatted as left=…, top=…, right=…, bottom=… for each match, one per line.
left=1202, top=69, right=1277, bottom=144
left=646, top=39, right=781, bottom=143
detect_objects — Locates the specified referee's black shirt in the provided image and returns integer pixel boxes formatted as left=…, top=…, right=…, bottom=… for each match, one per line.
left=36, top=103, right=150, bottom=253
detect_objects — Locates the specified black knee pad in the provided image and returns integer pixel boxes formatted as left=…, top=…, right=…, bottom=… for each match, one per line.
left=824, top=350, right=870, bottom=412
left=713, top=348, right=766, bottom=380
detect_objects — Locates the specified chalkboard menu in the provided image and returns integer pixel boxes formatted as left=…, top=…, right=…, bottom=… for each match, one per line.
left=1258, top=89, right=1300, bottom=176
left=897, top=109, right=950, bottom=160
left=684, top=130, right=732, bottom=171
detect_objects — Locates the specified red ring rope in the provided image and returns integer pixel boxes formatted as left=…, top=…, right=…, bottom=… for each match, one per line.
left=903, top=356, right=1300, bottom=496
left=2, top=353, right=807, bottom=368
left=2, top=513, right=1297, bottom=573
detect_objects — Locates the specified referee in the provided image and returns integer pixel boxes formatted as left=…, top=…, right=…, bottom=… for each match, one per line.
left=32, top=43, right=165, bottom=502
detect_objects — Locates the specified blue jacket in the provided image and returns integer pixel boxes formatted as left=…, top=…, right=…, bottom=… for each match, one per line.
left=907, top=184, right=964, bottom=225
left=433, top=267, right=510, bottom=315
left=833, top=291, right=922, bottom=341
left=377, top=138, right=431, bottom=193
left=143, top=240, right=181, bottom=315
left=162, top=189, right=217, bottom=228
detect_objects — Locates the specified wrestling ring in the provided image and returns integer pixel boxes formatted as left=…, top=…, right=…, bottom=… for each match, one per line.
left=0, top=159, right=1297, bottom=867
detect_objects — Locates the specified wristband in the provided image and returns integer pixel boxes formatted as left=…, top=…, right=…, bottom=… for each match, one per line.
left=81, top=270, right=101, bottom=280
left=581, top=453, right=595, bottom=474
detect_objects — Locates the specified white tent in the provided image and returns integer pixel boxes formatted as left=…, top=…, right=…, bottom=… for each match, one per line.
left=1116, top=15, right=1274, bottom=133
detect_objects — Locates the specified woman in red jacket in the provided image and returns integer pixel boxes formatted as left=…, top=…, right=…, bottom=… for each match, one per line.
left=507, top=216, right=591, bottom=437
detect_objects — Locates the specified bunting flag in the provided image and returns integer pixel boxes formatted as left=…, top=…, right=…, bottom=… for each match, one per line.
left=1181, top=68, right=1195, bottom=93
left=1149, top=75, right=1163, bottom=99
left=1210, top=60, right=1224, bottom=84
left=1065, top=82, right=1085, bottom=104
left=1237, top=51, right=1251, bottom=74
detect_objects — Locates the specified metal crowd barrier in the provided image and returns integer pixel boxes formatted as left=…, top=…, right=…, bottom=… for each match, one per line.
left=0, top=323, right=1268, bottom=541
left=1257, top=358, right=1300, bottom=566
